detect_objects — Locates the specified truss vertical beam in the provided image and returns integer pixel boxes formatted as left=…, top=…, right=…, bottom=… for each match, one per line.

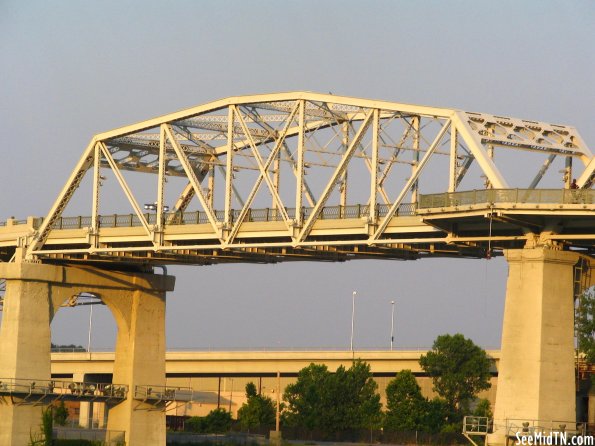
left=208, top=160, right=215, bottom=209
left=411, top=116, right=420, bottom=204
left=272, top=151, right=280, bottom=211
left=369, top=109, right=380, bottom=222
left=155, top=125, right=167, bottom=232
left=91, top=142, right=101, bottom=241
left=340, top=122, right=349, bottom=209
left=297, top=109, right=375, bottom=242
left=449, top=128, right=458, bottom=192
left=564, top=156, right=573, bottom=189
left=295, top=100, right=306, bottom=227
left=371, top=121, right=451, bottom=242
left=99, top=142, right=152, bottom=237
left=224, top=107, right=235, bottom=228
left=164, top=125, right=221, bottom=240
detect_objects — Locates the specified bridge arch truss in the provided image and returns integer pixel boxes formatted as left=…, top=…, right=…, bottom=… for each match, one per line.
left=2, top=92, right=592, bottom=264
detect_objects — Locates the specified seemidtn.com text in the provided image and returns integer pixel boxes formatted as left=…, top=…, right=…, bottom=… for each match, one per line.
left=515, top=433, right=594, bottom=446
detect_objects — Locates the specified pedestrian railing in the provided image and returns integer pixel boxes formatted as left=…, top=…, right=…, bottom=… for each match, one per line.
left=419, top=189, right=595, bottom=209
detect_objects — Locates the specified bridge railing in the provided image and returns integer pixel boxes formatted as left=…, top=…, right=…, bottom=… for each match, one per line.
left=0, top=377, right=128, bottom=400
left=1, top=188, right=592, bottom=229
left=36, top=203, right=416, bottom=230
left=419, top=189, right=595, bottom=209
left=505, top=418, right=587, bottom=438
left=134, top=384, right=193, bottom=403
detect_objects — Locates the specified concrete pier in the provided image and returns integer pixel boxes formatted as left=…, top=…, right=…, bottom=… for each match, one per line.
left=0, top=263, right=174, bottom=446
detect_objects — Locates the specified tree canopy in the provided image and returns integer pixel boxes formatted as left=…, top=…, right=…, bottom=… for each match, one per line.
left=185, top=408, right=233, bottom=433
left=576, top=288, right=595, bottom=364
left=419, top=333, right=492, bottom=413
left=237, top=382, right=276, bottom=430
left=283, top=360, right=382, bottom=434
left=384, top=370, right=427, bottom=431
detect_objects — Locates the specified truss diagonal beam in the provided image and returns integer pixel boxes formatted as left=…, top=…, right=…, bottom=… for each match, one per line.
left=99, top=142, right=152, bottom=238
left=296, top=109, right=375, bottom=243
left=164, top=125, right=222, bottom=240
left=452, top=111, right=508, bottom=189
left=26, top=139, right=97, bottom=258
left=370, top=121, right=451, bottom=242
left=227, top=103, right=300, bottom=244
left=234, top=106, right=292, bottom=231
left=239, top=105, right=316, bottom=207
left=577, top=157, right=595, bottom=188
left=528, top=154, right=556, bottom=189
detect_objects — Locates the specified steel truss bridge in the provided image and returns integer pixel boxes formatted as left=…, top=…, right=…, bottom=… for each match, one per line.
left=0, top=92, right=594, bottom=446
left=0, top=91, right=593, bottom=266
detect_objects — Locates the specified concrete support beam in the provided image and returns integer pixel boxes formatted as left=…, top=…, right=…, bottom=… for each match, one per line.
left=0, top=278, right=52, bottom=444
left=103, top=287, right=167, bottom=444
left=490, top=248, right=579, bottom=445
left=0, top=263, right=174, bottom=446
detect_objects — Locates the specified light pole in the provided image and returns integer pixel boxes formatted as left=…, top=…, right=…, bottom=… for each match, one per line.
left=390, top=300, right=395, bottom=350
left=87, top=304, right=93, bottom=356
left=350, top=291, right=357, bottom=352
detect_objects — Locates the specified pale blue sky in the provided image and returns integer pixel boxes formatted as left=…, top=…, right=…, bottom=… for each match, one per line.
left=1, top=1, right=593, bottom=350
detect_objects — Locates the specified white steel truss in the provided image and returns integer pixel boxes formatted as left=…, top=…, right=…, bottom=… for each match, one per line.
left=21, top=92, right=593, bottom=262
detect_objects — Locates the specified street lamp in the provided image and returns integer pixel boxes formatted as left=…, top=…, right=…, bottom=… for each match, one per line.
left=390, top=300, right=395, bottom=351
left=87, top=304, right=93, bottom=355
left=350, top=291, right=357, bottom=352
left=144, top=202, right=170, bottom=212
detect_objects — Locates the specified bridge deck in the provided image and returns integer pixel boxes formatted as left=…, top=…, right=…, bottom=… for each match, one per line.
left=0, top=189, right=593, bottom=265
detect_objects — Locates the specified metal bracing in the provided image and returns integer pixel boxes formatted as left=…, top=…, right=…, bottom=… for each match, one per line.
left=163, top=125, right=221, bottom=240
left=226, top=103, right=300, bottom=244
left=16, top=92, right=592, bottom=262
left=99, top=142, right=152, bottom=238
left=370, top=121, right=451, bottom=242
left=296, top=109, right=375, bottom=243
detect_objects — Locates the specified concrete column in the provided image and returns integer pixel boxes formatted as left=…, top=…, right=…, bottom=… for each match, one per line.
left=0, top=275, right=52, bottom=445
left=103, top=286, right=167, bottom=445
left=0, top=263, right=174, bottom=446
left=489, top=248, right=578, bottom=445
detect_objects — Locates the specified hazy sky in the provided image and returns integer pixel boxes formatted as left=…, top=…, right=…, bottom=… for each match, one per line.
left=1, top=1, right=593, bottom=351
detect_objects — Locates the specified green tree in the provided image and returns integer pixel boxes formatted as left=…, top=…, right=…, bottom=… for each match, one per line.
left=473, top=398, right=492, bottom=419
left=284, top=363, right=330, bottom=430
left=283, top=360, right=382, bottom=434
left=419, top=334, right=492, bottom=414
left=237, top=382, right=276, bottom=430
left=185, top=408, right=233, bottom=433
left=384, top=370, right=426, bottom=431
left=204, top=408, right=233, bottom=433
left=42, top=406, right=53, bottom=446
left=185, top=416, right=207, bottom=433
left=576, top=288, right=595, bottom=364
left=423, top=397, right=451, bottom=433
left=53, top=400, right=69, bottom=426
left=333, top=360, right=382, bottom=431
